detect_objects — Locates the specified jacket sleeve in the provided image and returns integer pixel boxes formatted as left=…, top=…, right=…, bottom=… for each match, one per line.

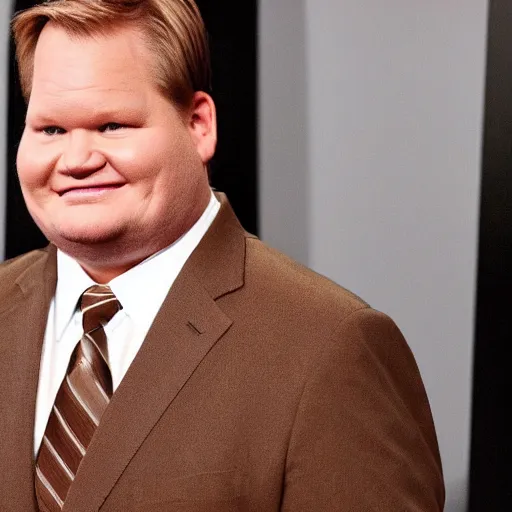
left=280, top=307, right=445, bottom=511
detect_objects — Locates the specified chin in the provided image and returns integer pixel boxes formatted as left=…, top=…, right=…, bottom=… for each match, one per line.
left=47, top=222, right=126, bottom=247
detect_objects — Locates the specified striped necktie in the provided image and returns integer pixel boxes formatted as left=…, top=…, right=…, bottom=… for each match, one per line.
left=35, top=285, right=121, bottom=512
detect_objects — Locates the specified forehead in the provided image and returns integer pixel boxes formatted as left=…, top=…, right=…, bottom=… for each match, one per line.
left=28, top=23, right=156, bottom=114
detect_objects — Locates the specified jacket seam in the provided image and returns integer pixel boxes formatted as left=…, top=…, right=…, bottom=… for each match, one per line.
left=282, top=304, right=370, bottom=483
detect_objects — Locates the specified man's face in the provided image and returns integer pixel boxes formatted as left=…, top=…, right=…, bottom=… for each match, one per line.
left=17, top=23, right=214, bottom=266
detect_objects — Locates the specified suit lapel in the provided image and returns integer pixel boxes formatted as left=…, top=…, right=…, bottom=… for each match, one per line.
left=64, top=194, right=249, bottom=511
left=0, top=247, right=57, bottom=512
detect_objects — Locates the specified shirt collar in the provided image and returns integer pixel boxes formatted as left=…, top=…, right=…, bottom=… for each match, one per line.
left=55, top=250, right=96, bottom=338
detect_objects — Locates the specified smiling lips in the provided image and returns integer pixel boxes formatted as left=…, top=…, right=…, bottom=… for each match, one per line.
left=57, top=183, right=125, bottom=198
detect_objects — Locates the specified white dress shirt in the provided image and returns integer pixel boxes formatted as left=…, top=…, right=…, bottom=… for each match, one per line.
left=34, top=192, right=220, bottom=455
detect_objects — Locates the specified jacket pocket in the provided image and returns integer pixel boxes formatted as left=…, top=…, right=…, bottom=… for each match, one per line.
left=131, top=469, right=243, bottom=510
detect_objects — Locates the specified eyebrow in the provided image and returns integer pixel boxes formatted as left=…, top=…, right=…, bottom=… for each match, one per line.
left=27, top=105, right=146, bottom=125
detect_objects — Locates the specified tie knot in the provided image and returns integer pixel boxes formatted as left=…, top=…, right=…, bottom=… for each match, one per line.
left=80, top=285, right=121, bottom=333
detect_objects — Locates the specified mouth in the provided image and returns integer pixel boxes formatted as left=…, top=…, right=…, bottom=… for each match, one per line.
left=57, top=183, right=125, bottom=197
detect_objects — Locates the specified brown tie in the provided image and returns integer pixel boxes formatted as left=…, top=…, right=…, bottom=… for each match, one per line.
left=35, top=285, right=121, bottom=512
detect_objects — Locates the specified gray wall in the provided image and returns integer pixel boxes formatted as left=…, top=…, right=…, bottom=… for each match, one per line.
left=259, top=1, right=489, bottom=510
left=0, top=1, right=12, bottom=261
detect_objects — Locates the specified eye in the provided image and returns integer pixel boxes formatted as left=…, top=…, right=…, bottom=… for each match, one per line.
left=100, top=122, right=125, bottom=132
left=42, top=126, right=65, bottom=136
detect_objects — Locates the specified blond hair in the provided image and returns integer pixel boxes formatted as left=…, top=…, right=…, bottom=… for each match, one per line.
left=11, top=0, right=211, bottom=108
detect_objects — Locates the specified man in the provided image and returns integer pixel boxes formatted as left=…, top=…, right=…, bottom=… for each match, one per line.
left=0, top=0, right=444, bottom=510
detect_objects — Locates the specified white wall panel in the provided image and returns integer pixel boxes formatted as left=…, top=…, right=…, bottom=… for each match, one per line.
left=259, top=0, right=309, bottom=265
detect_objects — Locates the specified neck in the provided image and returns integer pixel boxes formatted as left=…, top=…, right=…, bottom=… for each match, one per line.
left=78, top=260, right=145, bottom=284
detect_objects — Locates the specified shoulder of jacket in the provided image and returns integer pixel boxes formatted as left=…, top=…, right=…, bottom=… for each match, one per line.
left=0, top=248, right=50, bottom=283
left=243, top=237, right=370, bottom=318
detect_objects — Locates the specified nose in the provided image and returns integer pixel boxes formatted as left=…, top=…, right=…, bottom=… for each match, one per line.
left=59, top=129, right=107, bottom=175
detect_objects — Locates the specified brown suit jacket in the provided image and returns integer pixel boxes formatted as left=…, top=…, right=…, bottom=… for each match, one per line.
left=0, top=194, right=444, bottom=511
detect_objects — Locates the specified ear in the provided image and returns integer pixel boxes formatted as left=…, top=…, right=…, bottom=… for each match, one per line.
left=188, top=91, right=217, bottom=164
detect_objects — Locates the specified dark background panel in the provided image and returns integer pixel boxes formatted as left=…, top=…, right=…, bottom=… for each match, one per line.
left=469, top=1, right=512, bottom=510
left=197, top=0, right=258, bottom=238
left=5, top=0, right=258, bottom=259
left=6, top=0, right=46, bottom=257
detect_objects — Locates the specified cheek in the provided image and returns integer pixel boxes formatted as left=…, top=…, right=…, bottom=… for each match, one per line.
left=109, top=131, right=185, bottom=184
left=104, top=132, right=163, bottom=181
left=16, top=135, right=53, bottom=191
